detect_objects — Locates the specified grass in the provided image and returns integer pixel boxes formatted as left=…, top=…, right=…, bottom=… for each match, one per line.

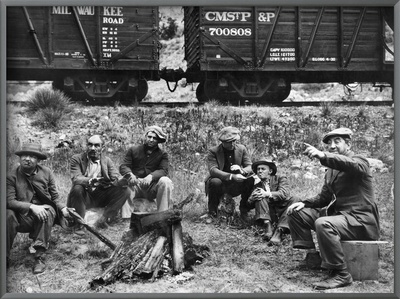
left=5, top=99, right=395, bottom=293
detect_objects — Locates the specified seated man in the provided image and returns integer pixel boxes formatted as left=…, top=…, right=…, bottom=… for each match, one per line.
left=287, top=128, right=380, bottom=290
left=7, top=142, right=71, bottom=274
left=205, top=126, right=253, bottom=221
left=240, top=158, right=296, bottom=244
left=119, top=125, right=173, bottom=216
left=67, top=135, right=131, bottom=233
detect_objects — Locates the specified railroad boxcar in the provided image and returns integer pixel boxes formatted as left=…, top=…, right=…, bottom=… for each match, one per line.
left=6, top=6, right=160, bottom=101
left=163, top=6, right=394, bottom=103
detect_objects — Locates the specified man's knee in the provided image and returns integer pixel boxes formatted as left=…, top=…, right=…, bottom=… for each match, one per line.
left=158, top=176, right=173, bottom=188
left=208, top=178, right=222, bottom=189
left=69, top=184, right=86, bottom=197
left=7, top=209, right=18, bottom=226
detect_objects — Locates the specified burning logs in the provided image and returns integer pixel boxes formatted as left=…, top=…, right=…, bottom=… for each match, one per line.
left=90, top=191, right=209, bottom=288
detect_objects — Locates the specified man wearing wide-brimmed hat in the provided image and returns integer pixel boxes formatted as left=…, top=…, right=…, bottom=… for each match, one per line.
left=119, top=125, right=173, bottom=215
left=7, top=142, right=71, bottom=274
left=205, top=126, right=253, bottom=222
left=67, top=135, right=131, bottom=232
left=287, top=128, right=380, bottom=290
left=240, top=158, right=297, bottom=245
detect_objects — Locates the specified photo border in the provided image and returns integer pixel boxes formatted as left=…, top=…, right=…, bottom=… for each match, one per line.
left=1, top=0, right=399, bottom=298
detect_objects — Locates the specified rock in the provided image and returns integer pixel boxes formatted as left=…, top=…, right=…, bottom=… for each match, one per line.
left=367, top=158, right=385, bottom=171
left=291, top=159, right=302, bottom=170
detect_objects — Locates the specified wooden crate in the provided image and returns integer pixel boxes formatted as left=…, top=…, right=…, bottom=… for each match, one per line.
left=341, top=240, right=387, bottom=281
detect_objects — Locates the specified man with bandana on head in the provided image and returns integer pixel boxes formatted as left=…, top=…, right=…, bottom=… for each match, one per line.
left=119, top=125, right=173, bottom=216
left=67, top=135, right=131, bottom=234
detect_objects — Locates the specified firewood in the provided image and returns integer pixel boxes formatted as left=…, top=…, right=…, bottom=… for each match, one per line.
left=143, top=236, right=167, bottom=273
left=172, top=222, right=184, bottom=273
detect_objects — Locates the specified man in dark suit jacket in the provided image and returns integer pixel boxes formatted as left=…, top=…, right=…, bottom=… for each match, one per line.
left=287, top=128, right=380, bottom=290
left=7, top=142, right=71, bottom=274
left=119, top=125, right=173, bottom=215
left=241, top=158, right=297, bottom=244
left=67, top=135, right=130, bottom=233
left=205, top=126, right=253, bottom=221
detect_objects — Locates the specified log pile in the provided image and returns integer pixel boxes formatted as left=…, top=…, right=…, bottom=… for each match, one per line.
left=90, top=192, right=209, bottom=288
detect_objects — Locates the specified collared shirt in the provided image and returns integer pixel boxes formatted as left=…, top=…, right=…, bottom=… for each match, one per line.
left=85, top=156, right=101, bottom=179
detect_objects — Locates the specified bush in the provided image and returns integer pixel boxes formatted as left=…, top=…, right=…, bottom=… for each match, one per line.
left=26, top=87, right=72, bottom=114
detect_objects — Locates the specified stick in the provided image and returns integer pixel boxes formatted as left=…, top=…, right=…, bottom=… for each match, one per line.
left=67, top=208, right=117, bottom=250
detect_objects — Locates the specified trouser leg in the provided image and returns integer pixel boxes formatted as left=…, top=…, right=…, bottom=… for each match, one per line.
left=29, top=205, right=56, bottom=250
left=152, top=177, right=173, bottom=211
left=6, top=210, right=19, bottom=258
left=207, top=178, right=223, bottom=215
left=254, top=199, right=271, bottom=223
left=315, top=215, right=365, bottom=270
left=94, top=186, right=131, bottom=219
left=288, top=207, right=319, bottom=249
left=67, top=184, right=89, bottom=219
left=274, top=196, right=298, bottom=231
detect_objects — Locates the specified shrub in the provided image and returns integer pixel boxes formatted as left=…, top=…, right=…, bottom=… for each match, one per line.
left=26, top=87, right=72, bottom=115
left=320, top=101, right=336, bottom=117
left=31, top=107, right=66, bottom=129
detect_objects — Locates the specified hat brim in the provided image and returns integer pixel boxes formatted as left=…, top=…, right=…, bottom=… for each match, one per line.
left=252, top=160, right=277, bottom=175
left=15, top=150, right=47, bottom=160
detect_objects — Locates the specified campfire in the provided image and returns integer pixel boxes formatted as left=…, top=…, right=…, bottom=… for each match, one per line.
left=69, top=191, right=209, bottom=288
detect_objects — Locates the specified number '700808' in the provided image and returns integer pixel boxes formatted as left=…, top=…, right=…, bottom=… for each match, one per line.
left=208, top=27, right=252, bottom=36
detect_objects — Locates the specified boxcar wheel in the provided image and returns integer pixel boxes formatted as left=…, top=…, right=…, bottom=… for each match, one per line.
left=196, top=82, right=208, bottom=102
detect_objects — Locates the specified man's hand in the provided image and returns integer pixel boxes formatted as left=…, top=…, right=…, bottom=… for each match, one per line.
left=126, top=173, right=139, bottom=187
left=141, top=174, right=153, bottom=186
left=303, top=143, right=325, bottom=160
left=61, top=207, right=72, bottom=218
left=287, top=202, right=305, bottom=215
left=252, top=187, right=272, bottom=199
left=231, top=173, right=247, bottom=182
left=230, top=165, right=244, bottom=175
left=89, top=177, right=104, bottom=187
left=30, top=204, right=50, bottom=222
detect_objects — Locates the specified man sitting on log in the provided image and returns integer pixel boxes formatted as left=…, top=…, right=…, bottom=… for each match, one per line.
left=240, top=158, right=297, bottom=244
left=7, top=142, right=72, bottom=274
left=205, top=126, right=253, bottom=223
left=119, top=125, right=174, bottom=216
left=286, top=128, right=380, bottom=290
left=67, top=135, right=131, bottom=234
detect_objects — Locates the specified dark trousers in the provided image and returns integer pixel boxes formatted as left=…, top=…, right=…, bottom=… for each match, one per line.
left=7, top=206, right=56, bottom=258
left=288, top=207, right=368, bottom=270
left=207, top=177, right=253, bottom=215
left=67, top=184, right=130, bottom=219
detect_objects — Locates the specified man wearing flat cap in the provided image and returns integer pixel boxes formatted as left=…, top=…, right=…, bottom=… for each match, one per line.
left=119, top=125, right=173, bottom=215
left=287, top=127, right=380, bottom=290
left=67, top=135, right=131, bottom=233
left=7, top=142, right=71, bottom=274
left=240, top=158, right=297, bottom=244
left=205, top=126, right=253, bottom=221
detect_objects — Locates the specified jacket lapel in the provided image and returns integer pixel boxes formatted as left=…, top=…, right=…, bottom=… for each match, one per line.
left=216, top=145, right=225, bottom=169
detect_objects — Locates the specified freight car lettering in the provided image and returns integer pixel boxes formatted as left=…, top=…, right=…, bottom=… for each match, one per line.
left=52, top=6, right=95, bottom=15
left=258, top=12, right=275, bottom=22
left=103, top=17, right=124, bottom=24
left=103, top=7, right=123, bottom=16
left=205, top=11, right=251, bottom=22
left=268, top=48, right=296, bottom=62
left=209, top=27, right=252, bottom=36
left=311, top=57, right=336, bottom=62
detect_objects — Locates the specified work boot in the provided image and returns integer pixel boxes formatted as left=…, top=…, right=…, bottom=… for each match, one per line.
left=74, top=225, right=86, bottom=236
left=239, top=210, right=252, bottom=224
left=302, top=251, right=322, bottom=269
left=94, top=215, right=109, bottom=229
left=33, top=256, right=46, bottom=274
left=269, top=227, right=283, bottom=245
left=262, top=221, right=273, bottom=241
left=312, top=270, right=353, bottom=290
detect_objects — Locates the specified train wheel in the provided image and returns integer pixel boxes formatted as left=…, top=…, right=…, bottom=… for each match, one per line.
left=136, top=79, right=148, bottom=101
left=196, top=82, right=208, bottom=102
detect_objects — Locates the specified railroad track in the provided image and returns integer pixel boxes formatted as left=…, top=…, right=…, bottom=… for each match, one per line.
left=7, top=100, right=394, bottom=108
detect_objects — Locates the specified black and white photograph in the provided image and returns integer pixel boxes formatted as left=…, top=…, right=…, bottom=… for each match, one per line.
left=1, top=0, right=398, bottom=296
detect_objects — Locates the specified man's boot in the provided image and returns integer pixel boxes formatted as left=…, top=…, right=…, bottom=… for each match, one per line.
left=262, top=221, right=273, bottom=241
left=312, top=269, right=353, bottom=290
left=32, top=247, right=46, bottom=274
left=269, top=227, right=283, bottom=245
